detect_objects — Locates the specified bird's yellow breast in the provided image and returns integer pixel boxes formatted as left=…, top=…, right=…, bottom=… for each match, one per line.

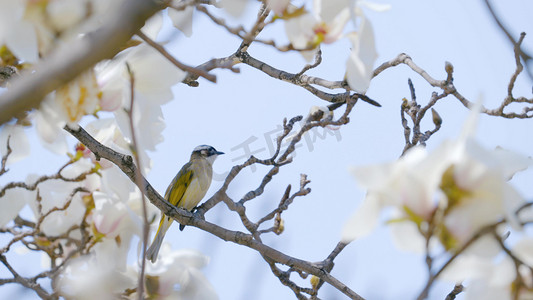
left=180, top=176, right=208, bottom=211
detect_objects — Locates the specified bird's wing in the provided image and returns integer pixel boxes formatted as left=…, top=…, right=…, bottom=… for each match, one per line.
left=164, top=162, right=194, bottom=207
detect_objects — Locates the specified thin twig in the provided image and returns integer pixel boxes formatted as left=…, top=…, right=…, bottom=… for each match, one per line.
left=483, top=0, right=532, bottom=80
left=444, top=284, right=464, bottom=300
left=417, top=220, right=504, bottom=300
left=374, top=53, right=533, bottom=119
left=125, top=63, right=149, bottom=300
left=0, top=159, right=95, bottom=197
left=136, top=30, right=217, bottom=83
left=65, top=109, right=365, bottom=299
left=0, top=135, right=12, bottom=176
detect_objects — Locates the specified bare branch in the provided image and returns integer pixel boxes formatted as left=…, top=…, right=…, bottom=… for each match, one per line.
left=416, top=220, right=503, bottom=300
left=483, top=0, right=532, bottom=80
left=444, top=284, right=464, bottom=300
left=65, top=103, right=365, bottom=299
left=196, top=5, right=247, bottom=37
left=124, top=63, right=150, bottom=300
left=0, top=255, right=52, bottom=299
left=0, top=136, right=12, bottom=176
left=167, top=0, right=215, bottom=11
left=0, top=159, right=95, bottom=197
left=375, top=52, right=533, bottom=119
left=136, top=30, right=217, bottom=83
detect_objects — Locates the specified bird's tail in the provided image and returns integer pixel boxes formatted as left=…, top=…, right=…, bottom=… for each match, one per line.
left=147, top=215, right=172, bottom=263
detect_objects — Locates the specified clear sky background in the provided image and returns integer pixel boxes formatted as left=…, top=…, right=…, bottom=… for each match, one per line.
left=1, top=0, right=533, bottom=299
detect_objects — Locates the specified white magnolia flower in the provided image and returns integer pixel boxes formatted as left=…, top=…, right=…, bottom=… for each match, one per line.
left=34, top=95, right=69, bottom=154
left=31, top=181, right=87, bottom=237
left=345, top=14, right=377, bottom=93
left=0, top=0, right=38, bottom=63
left=345, top=0, right=390, bottom=93
left=91, top=191, right=141, bottom=241
left=25, top=0, right=119, bottom=55
left=168, top=4, right=194, bottom=37
left=58, top=243, right=136, bottom=300
left=34, top=69, right=102, bottom=154
left=54, top=69, right=101, bottom=129
left=0, top=187, right=30, bottom=227
left=26, top=158, right=97, bottom=236
left=342, top=103, right=532, bottom=253
left=145, top=247, right=218, bottom=300
left=219, top=0, right=249, bottom=17
left=46, top=0, right=87, bottom=32
left=284, top=0, right=351, bottom=60
left=267, top=0, right=290, bottom=15
left=94, top=44, right=185, bottom=174
left=442, top=239, right=533, bottom=300
left=84, top=118, right=132, bottom=169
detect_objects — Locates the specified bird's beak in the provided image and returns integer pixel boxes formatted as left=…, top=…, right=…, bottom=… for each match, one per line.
left=216, top=151, right=224, bottom=155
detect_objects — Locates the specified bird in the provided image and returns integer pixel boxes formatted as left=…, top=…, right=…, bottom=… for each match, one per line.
left=146, top=145, right=224, bottom=263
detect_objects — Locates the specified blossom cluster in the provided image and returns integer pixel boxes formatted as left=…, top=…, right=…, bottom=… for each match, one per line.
left=0, top=0, right=224, bottom=298
left=342, top=103, right=533, bottom=299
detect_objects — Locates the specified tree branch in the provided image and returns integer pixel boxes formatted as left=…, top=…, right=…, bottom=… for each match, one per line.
left=375, top=52, right=533, bottom=119
left=65, top=106, right=364, bottom=299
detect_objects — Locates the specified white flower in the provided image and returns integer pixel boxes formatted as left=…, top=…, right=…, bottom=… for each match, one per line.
left=34, top=96, right=69, bottom=154
left=0, top=0, right=39, bottom=63
left=26, top=158, right=97, bottom=236
left=284, top=0, right=351, bottom=60
left=439, top=139, right=527, bottom=248
left=58, top=243, right=136, bottom=300
left=145, top=247, right=218, bottom=300
left=54, top=69, right=101, bottom=129
left=345, top=14, right=377, bottom=93
left=85, top=119, right=130, bottom=152
left=91, top=191, right=140, bottom=240
left=342, top=103, right=531, bottom=254
left=46, top=0, right=87, bottom=32
left=219, top=0, right=249, bottom=17
left=32, top=182, right=87, bottom=237
left=442, top=239, right=533, bottom=300
left=34, top=69, right=102, bottom=154
left=345, top=0, right=390, bottom=93
left=168, top=4, right=194, bottom=37
left=267, top=0, right=290, bottom=15
left=96, top=44, right=185, bottom=168
left=0, top=187, right=30, bottom=227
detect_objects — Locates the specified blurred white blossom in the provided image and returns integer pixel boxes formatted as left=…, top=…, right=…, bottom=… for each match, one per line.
left=284, top=0, right=350, bottom=60
left=0, top=187, right=30, bottom=227
left=168, top=4, right=195, bottom=37
left=220, top=0, right=249, bottom=17
left=442, top=238, right=533, bottom=300
left=58, top=241, right=137, bottom=300
left=96, top=44, right=185, bottom=160
left=345, top=14, right=377, bottom=93
left=145, top=246, right=218, bottom=300
left=0, top=0, right=38, bottom=63
left=342, top=103, right=532, bottom=254
left=26, top=159, right=97, bottom=237
left=54, top=69, right=102, bottom=129
left=267, top=0, right=290, bottom=15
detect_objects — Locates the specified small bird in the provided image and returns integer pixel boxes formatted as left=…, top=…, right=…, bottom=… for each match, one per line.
left=147, top=145, right=224, bottom=263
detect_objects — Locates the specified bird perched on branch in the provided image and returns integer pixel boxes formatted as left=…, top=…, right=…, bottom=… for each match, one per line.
left=147, top=145, right=224, bottom=263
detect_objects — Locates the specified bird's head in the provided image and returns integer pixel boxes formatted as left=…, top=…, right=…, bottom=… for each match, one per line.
left=191, top=145, right=224, bottom=164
